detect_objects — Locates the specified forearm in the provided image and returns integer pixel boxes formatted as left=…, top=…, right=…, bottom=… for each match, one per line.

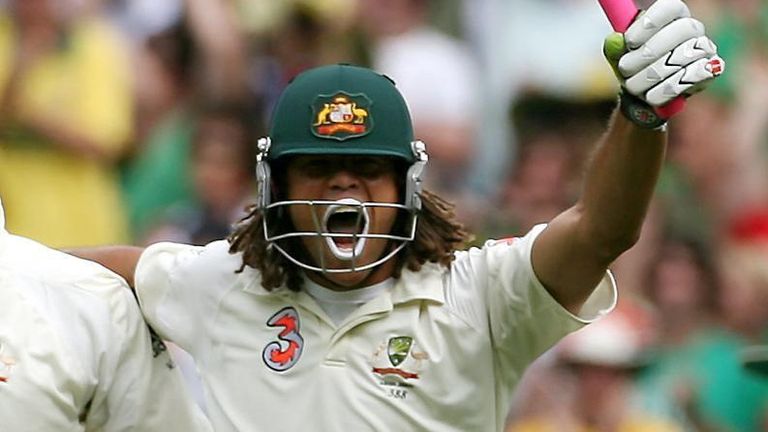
left=577, top=109, right=666, bottom=261
left=532, top=0, right=719, bottom=313
left=531, top=110, right=665, bottom=312
left=184, top=0, right=248, bottom=100
left=66, top=246, right=144, bottom=288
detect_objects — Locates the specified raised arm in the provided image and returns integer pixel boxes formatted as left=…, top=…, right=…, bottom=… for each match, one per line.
left=531, top=0, right=724, bottom=314
left=68, top=246, right=144, bottom=288
left=533, top=113, right=665, bottom=313
left=183, top=0, right=248, bottom=102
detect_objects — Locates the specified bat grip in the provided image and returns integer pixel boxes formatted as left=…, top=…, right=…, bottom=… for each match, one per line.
left=598, top=0, right=686, bottom=120
left=599, top=0, right=638, bottom=32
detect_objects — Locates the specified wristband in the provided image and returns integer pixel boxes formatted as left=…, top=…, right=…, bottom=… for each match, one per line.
left=619, top=91, right=668, bottom=130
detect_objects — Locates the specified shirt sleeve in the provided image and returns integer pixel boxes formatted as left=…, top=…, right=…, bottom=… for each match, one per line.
left=451, top=224, right=617, bottom=372
left=134, top=240, right=233, bottom=353
left=85, top=274, right=211, bottom=432
left=0, top=236, right=210, bottom=432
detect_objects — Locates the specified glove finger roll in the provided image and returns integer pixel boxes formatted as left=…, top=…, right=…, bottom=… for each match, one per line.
left=644, top=55, right=725, bottom=106
left=620, top=17, right=705, bottom=76
left=624, top=36, right=717, bottom=95
left=625, top=0, right=691, bottom=49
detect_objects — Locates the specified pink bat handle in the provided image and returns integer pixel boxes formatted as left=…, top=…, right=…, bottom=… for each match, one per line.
left=598, top=0, right=685, bottom=119
left=598, top=0, right=638, bottom=32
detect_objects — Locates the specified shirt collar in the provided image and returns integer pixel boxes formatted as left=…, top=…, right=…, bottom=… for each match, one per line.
left=303, top=276, right=393, bottom=304
left=391, top=263, right=445, bottom=305
left=243, top=263, right=446, bottom=305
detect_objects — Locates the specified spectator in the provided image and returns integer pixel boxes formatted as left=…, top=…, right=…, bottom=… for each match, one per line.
left=719, top=214, right=768, bottom=343
left=0, top=0, right=133, bottom=247
left=121, top=0, right=249, bottom=241
left=507, top=304, right=681, bottom=432
left=142, top=105, right=256, bottom=246
left=121, top=21, right=197, bottom=239
left=634, top=236, right=768, bottom=431
left=356, top=0, right=481, bottom=216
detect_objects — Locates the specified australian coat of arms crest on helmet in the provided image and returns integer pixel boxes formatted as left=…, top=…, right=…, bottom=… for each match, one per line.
left=312, top=92, right=373, bottom=140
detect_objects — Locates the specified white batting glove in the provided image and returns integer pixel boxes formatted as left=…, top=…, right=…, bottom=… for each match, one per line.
left=605, top=0, right=725, bottom=127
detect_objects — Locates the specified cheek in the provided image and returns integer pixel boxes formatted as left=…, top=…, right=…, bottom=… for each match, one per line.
left=368, top=176, right=400, bottom=203
left=288, top=204, right=318, bottom=231
left=371, top=208, right=398, bottom=234
left=283, top=177, right=331, bottom=207
left=368, top=178, right=400, bottom=230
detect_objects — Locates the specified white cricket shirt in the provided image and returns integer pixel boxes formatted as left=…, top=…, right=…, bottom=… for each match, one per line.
left=0, top=201, right=212, bottom=432
left=136, top=224, right=616, bottom=431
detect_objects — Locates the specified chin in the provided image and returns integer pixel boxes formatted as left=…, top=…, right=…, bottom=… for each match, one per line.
left=300, top=237, right=393, bottom=286
left=322, top=270, right=374, bottom=289
left=306, top=248, right=392, bottom=290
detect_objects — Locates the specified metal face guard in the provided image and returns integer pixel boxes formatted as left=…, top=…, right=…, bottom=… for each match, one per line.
left=262, top=199, right=417, bottom=274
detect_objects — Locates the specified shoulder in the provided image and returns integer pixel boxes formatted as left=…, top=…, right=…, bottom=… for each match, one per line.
left=7, top=268, right=138, bottom=343
left=1, top=249, right=143, bottom=378
left=1, top=235, right=142, bottom=346
left=442, top=226, right=547, bottom=304
left=4, top=233, right=139, bottom=318
left=137, top=239, right=250, bottom=295
left=451, top=228, right=542, bottom=270
left=4, top=234, right=132, bottom=297
left=140, top=239, right=243, bottom=277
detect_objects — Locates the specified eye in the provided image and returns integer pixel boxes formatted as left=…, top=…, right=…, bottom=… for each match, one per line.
left=298, top=157, right=336, bottom=178
left=349, top=157, right=394, bottom=178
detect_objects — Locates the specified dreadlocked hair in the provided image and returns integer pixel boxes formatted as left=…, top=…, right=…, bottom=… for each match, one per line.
left=393, top=189, right=472, bottom=277
left=227, top=188, right=473, bottom=292
left=227, top=203, right=302, bottom=292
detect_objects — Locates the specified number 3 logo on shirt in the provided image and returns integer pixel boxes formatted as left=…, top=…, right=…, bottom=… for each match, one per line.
left=262, top=307, right=304, bottom=372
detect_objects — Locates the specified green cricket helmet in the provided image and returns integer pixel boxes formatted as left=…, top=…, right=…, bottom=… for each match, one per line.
left=255, top=64, right=428, bottom=274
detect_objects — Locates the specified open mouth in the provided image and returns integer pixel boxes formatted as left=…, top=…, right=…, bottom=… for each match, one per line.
left=322, top=198, right=369, bottom=260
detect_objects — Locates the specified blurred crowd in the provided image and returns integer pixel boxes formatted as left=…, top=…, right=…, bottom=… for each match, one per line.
left=0, top=0, right=766, bottom=430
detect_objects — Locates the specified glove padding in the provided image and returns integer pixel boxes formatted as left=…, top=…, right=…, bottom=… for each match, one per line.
left=605, top=0, right=724, bottom=115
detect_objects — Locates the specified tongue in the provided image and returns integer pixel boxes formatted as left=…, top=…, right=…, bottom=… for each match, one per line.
left=334, top=237, right=355, bottom=249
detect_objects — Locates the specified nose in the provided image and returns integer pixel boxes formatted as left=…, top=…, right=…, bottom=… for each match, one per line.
left=328, top=169, right=360, bottom=191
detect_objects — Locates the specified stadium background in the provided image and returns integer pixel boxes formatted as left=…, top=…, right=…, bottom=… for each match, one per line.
left=0, top=0, right=766, bottom=429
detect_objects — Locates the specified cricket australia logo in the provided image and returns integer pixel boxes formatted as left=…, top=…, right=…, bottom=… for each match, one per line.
left=263, top=307, right=304, bottom=372
left=312, top=92, right=373, bottom=140
left=370, top=336, right=429, bottom=400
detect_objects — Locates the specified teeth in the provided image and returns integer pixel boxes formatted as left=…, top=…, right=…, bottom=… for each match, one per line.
left=335, top=206, right=358, bottom=214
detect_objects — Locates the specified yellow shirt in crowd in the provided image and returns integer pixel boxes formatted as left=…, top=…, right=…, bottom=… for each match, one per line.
left=0, top=14, right=132, bottom=247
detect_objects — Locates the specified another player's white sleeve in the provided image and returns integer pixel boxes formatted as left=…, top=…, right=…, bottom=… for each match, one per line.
left=86, top=276, right=211, bottom=432
left=0, top=228, right=210, bottom=431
